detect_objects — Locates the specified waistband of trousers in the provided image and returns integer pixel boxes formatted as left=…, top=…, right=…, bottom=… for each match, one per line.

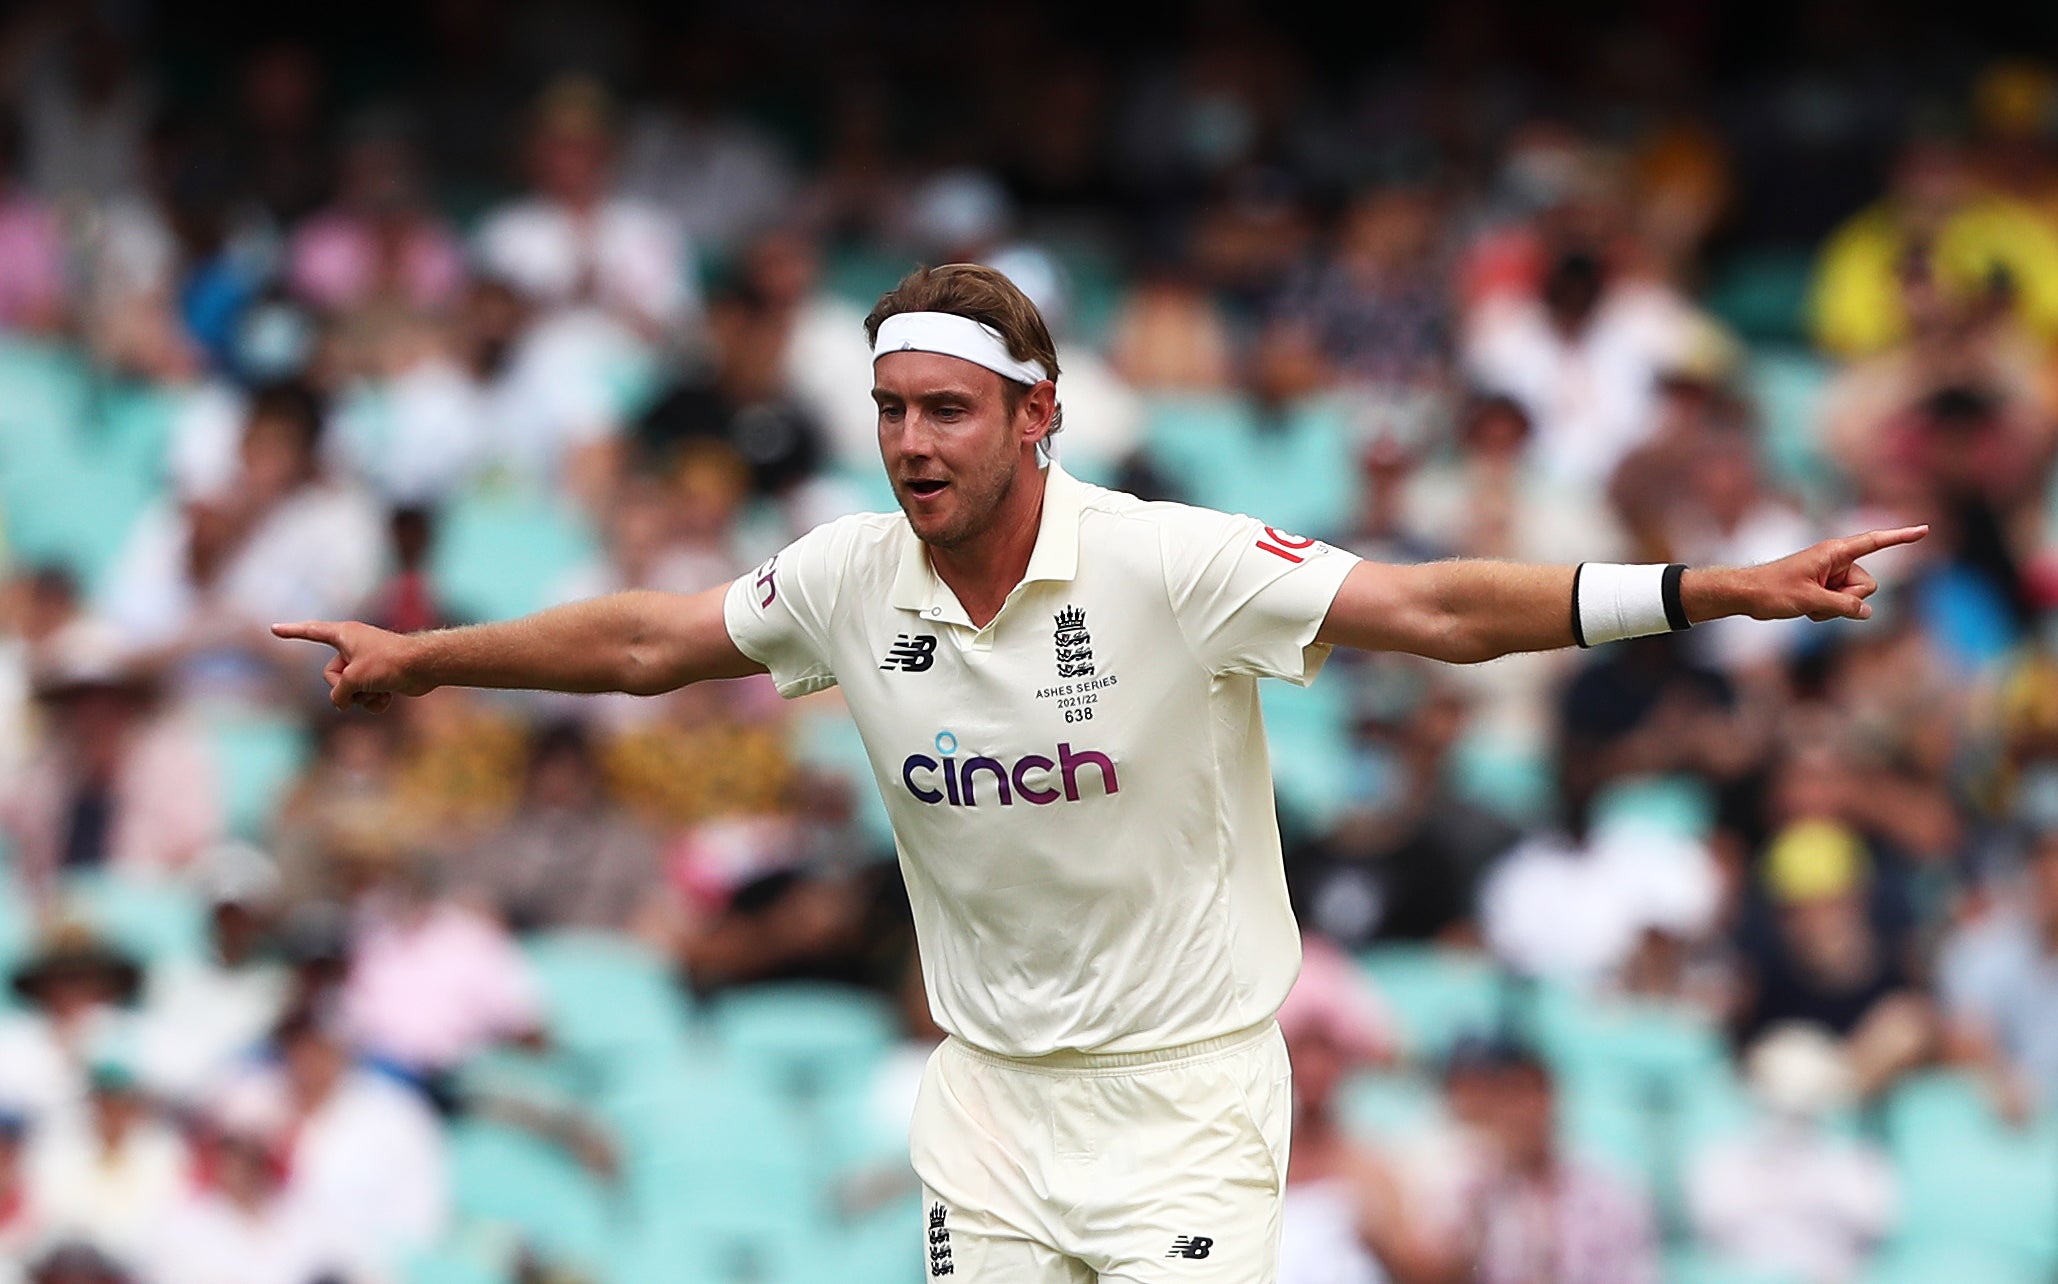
left=944, top=1019, right=1279, bottom=1077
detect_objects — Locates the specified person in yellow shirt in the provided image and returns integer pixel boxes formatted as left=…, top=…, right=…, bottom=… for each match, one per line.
left=1809, top=138, right=2058, bottom=358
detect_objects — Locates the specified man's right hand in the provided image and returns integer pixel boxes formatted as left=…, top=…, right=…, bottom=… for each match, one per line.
left=271, top=620, right=435, bottom=712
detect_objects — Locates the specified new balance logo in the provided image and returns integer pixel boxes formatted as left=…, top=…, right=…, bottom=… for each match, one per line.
left=881, top=634, right=939, bottom=672
left=1166, top=1235, right=1214, bottom=1260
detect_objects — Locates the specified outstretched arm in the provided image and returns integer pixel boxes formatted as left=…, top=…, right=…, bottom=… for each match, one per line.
left=272, top=586, right=765, bottom=712
left=1314, top=525, right=1927, bottom=664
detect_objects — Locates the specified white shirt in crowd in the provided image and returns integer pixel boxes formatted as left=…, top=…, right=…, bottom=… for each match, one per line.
left=725, top=463, right=1359, bottom=1057
left=148, top=1190, right=348, bottom=1284
left=218, top=1065, right=449, bottom=1264
left=98, top=484, right=386, bottom=651
left=473, top=196, right=698, bottom=331
left=1687, top=1117, right=1898, bottom=1284
left=26, top=1113, right=192, bottom=1265
left=1463, top=283, right=1703, bottom=487
left=1482, top=825, right=1720, bottom=987
left=132, top=956, right=290, bottom=1107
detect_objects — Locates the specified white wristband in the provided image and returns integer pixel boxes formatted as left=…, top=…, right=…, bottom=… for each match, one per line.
left=1573, top=563, right=1690, bottom=648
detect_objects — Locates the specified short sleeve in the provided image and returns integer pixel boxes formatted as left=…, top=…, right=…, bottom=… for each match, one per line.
left=1157, top=505, right=1360, bottom=683
left=723, top=524, right=843, bottom=698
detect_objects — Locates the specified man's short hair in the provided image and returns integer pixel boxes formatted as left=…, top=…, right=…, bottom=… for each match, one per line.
left=865, top=263, right=1065, bottom=437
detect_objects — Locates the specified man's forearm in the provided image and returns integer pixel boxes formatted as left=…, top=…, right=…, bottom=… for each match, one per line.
left=403, top=592, right=678, bottom=695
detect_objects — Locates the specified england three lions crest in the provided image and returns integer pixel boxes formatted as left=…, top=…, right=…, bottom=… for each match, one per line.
left=1054, top=605, right=1094, bottom=677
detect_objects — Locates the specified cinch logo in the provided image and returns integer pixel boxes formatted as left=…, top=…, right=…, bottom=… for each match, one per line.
left=902, top=732, right=1118, bottom=806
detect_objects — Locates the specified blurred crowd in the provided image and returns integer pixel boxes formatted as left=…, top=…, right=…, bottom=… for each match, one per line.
left=6, top=2, right=2058, bottom=1283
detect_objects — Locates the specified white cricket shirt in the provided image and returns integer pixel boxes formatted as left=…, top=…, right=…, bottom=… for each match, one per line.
left=724, top=464, right=1360, bottom=1057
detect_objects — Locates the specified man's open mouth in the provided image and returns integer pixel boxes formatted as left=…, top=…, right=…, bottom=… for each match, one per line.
left=906, top=479, right=948, bottom=498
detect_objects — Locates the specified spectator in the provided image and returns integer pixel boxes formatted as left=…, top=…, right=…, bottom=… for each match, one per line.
left=98, top=382, right=384, bottom=657
left=131, top=844, right=291, bottom=1106
left=0, top=928, right=141, bottom=1124
left=214, top=1008, right=448, bottom=1270
left=1274, top=186, right=1454, bottom=391
left=473, top=76, right=697, bottom=338
left=1463, top=227, right=1710, bottom=487
left=1, top=1112, right=38, bottom=1280
left=1289, top=675, right=1516, bottom=948
left=24, top=1243, right=131, bottom=1284
left=0, top=109, right=65, bottom=334
left=1462, top=1043, right=1661, bottom=1284
left=452, top=721, right=667, bottom=938
left=1939, top=824, right=2058, bottom=1119
left=146, top=1100, right=349, bottom=1284
left=0, top=619, right=221, bottom=895
left=1275, top=938, right=1448, bottom=1284
left=1809, top=137, right=2058, bottom=358
left=286, top=118, right=464, bottom=317
left=1733, top=820, right=1935, bottom=1101
left=1687, top=1025, right=1898, bottom=1284
left=24, top=1063, right=190, bottom=1266
left=1480, top=761, right=1720, bottom=988
left=339, top=853, right=543, bottom=1078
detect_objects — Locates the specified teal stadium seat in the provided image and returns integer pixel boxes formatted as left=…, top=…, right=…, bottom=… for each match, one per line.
left=1880, top=1072, right=2058, bottom=1277
left=59, top=872, right=207, bottom=966
left=1666, top=1249, right=1806, bottom=1284
left=448, top=1116, right=620, bottom=1276
left=1863, top=1244, right=2047, bottom=1284
left=0, top=341, right=167, bottom=594
left=603, top=1052, right=826, bottom=1284
left=429, top=483, right=601, bottom=625
left=1139, top=393, right=1357, bottom=540
left=708, top=983, right=897, bottom=1179
left=1355, top=945, right=1511, bottom=1065
left=202, top=707, right=311, bottom=840
left=1743, top=347, right=1836, bottom=500
left=524, top=930, right=691, bottom=1066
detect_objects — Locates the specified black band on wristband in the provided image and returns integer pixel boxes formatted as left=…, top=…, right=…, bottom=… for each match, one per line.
left=1570, top=563, right=1589, bottom=648
left=1661, top=563, right=1692, bottom=632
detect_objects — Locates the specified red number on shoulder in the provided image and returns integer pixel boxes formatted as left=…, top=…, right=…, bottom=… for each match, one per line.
left=1255, top=526, right=1315, bottom=563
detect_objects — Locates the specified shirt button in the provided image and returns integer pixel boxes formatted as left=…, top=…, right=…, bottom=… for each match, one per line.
left=928, top=607, right=942, bottom=618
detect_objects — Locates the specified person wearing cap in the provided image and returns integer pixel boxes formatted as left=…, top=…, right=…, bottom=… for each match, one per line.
left=277, top=261, right=1921, bottom=1284
left=0, top=618, right=221, bottom=897
left=1735, top=819, right=1934, bottom=1102
left=131, top=843, right=291, bottom=1106
left=0, top=925, right=142, bottom=1124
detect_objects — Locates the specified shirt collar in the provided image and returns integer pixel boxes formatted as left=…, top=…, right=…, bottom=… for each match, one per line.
left=889, top=463, right=1085, bottom=620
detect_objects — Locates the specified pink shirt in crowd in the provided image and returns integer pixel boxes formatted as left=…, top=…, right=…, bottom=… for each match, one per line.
left=340, top=900, right=541, bottom=1072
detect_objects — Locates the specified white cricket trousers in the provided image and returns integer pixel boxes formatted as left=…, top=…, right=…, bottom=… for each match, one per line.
left=910, top=1019, right=1293, bottom=1283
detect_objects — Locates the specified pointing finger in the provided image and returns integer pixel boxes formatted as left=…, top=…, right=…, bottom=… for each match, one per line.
left=1845, top=564, right=1880, bottom=599
left=1837, top=525, right=1929, bottom=561
left=272, top=621, right=343, bottom=647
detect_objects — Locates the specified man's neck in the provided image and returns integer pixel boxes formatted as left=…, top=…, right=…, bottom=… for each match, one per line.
left=928, top=463, right=1049, bottom=629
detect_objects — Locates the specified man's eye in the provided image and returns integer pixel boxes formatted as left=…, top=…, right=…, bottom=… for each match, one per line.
left=934, top=407, right=963, bottom=422
left=879, top=406, right=903, bottom=421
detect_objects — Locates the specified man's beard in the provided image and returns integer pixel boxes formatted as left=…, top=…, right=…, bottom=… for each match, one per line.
left=901, top=456, right=1019, bottom=549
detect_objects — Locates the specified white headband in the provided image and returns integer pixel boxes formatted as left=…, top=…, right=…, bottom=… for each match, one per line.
left=872, top=312, right=1050, bottom=385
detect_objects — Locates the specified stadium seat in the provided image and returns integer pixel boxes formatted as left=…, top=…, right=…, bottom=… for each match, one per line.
left=834, top=1190, right=925, bottom=1284
left=404, top=1235, right=516, bottom=1284
left=1864, top=1244, right=2048, bottom=1284
left=1354, top=945, right=1513, bottom=1065
left=58, top=872, right=208, bottom=966
left=428, top=482, right=601, bottom=625
left=707, top=983, right=897, bottom=1100
left=1666, top=1249, right=1807, bottom=1284
left=1743, top=347, right=1835, bottom=498
left=1336, top=1068, right=1446, bottom=1143
left=1880, top=1071, right=2058, bottom=1275
left=523, top=930, right=691, bottom=1066
left=447, top=1116, right=620, bottom=1276
left=201, top=706, right=312, bottom=840
left=1138, top=393, right=1357, bottom=539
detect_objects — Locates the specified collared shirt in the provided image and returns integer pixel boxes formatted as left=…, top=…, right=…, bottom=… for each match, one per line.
left=724, top=464, right=1359, bottom=1056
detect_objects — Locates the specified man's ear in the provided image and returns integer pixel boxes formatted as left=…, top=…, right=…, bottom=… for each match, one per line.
left=1020, top=379, right=1058, bottom=445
